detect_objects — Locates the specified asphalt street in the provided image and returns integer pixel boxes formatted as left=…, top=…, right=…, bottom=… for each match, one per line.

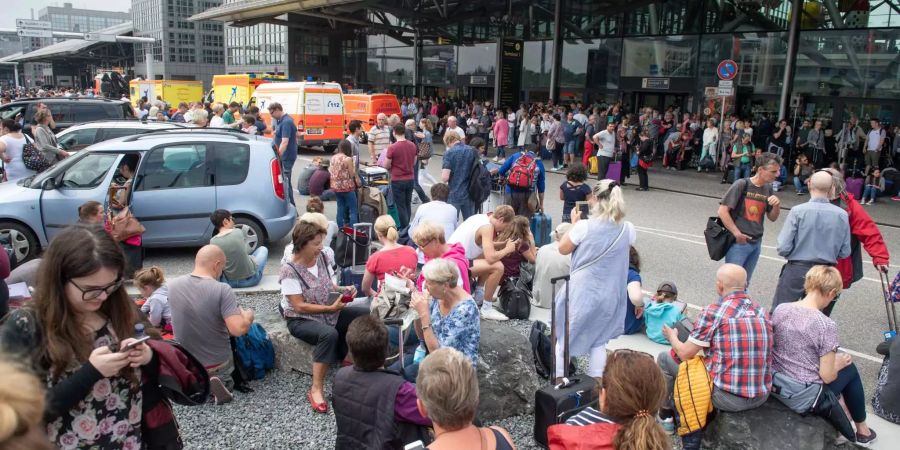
left=144, top=145, right=900, bottom=397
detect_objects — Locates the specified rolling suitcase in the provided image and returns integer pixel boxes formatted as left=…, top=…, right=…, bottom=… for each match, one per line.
left=605, top=160, right=622, bottom=181
left=880, top=269, right=898, bottom=341
left=530, top=188, right=552, bottom=248
left=533, top=275, right=598, bottom=448
left=338, top=223, right=375, bottom=294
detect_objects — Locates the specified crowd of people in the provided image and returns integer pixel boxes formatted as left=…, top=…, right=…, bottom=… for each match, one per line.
left=2, top=86, right=900, bottom=450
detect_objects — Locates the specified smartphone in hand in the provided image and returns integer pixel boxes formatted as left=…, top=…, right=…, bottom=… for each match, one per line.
left=120, top=335, right=150, bottom=353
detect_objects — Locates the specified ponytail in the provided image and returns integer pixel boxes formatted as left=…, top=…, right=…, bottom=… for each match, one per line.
left=613, top=414, right=671, bottom=450
left=590, top=180, right=626, bottom=223
left=134, top=266, right=165, bottom=290
left=374, top=215, right=399, bottom=243
left=602, top=351, right=670, bottom=450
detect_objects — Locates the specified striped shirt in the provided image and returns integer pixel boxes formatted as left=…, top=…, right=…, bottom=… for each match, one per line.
left=367, top=125, right=392, bottom=156
left=566, top=407, right=617, bottom=426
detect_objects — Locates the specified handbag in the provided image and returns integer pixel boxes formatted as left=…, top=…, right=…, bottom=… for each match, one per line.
left=370, top=274, right=412, bottom=320
left=416, top=140, right=432, bottom=160
left=109, top=207, right=145, bottom=242
left=331, top=226, right=370, bottom=268
left=22, top=135, right=52, bottom=173
left=703, top=216, right=733, bottom=261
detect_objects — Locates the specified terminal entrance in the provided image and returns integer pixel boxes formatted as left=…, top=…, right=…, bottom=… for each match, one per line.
left=629, top=91, right=690, bottom=113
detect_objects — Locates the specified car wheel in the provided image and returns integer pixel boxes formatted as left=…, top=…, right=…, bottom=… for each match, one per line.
left=233, top=217, right=265, bottom=253
left=0, top=221, right=39, bottom=263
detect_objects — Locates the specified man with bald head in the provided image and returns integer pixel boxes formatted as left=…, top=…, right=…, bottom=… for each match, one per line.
left=367, top=112, right=392, bottom=161
left=658, top=264, right=773, bottom=449
left=773, top=171, right=851, bottom=313
left=168, top=245, right=255, bottom=403
left=445, top=115, right=466, bottom=141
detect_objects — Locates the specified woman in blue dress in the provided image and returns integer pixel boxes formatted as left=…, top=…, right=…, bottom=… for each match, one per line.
left=555, top=179, right=635, bottom=379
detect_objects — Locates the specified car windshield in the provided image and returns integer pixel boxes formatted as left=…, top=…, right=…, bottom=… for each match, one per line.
left=26, top=151, right=118, bottom=189
left=0, top=105, right=25, bottom=120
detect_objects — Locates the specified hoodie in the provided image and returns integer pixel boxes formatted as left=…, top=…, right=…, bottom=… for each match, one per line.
left=141, top=284, right=172, bottom=327
left=417, top=243, right=471, bottom=294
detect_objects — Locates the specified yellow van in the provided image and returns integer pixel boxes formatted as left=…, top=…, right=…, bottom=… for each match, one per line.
left=128, top=80, right=204, bottom=110
left=212, top=73, right=289, bottom=108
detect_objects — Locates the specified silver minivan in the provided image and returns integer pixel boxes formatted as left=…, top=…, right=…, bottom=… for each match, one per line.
left=0, top=129, right=296, bottom=262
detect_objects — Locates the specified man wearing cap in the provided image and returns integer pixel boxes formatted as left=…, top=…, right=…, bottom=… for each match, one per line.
left=532, top=222, right=573, bottom=309
left=773, top=171, right=851, bottom=313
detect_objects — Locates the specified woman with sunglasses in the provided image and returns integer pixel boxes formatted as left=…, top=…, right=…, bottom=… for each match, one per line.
left=0, top=224, right=156, bottom=449
left=548, top=349, right=671, bottom=450
left=556, top=179, right=635, bottom=380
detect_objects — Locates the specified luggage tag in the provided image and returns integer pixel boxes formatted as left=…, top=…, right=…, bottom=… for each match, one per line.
left=885, top=330, right=897, bottom=341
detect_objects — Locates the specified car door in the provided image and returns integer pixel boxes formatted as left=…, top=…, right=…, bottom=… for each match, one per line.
left=39, top=151, right=123, bottom=241
left=130, top=142, right=215, bottom=246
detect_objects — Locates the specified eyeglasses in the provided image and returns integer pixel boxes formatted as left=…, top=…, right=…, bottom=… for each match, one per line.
left=69, top=277, right=124, bottom=301
left=416, top=238, right=433, bottom=249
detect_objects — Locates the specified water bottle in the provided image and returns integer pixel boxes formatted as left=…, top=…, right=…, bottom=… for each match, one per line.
left=134, top=323, right=145, bottom=339
left=413, top=344, right=427, bottom=364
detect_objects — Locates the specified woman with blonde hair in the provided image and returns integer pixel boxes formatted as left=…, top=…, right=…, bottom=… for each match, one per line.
left=361, top=215, right=418, bottom=297
left=556, top=180, right=635, bottom=380
left=416, top=347, right=515, bottom=449
left=0, top=359, right=55, bottom=450
left=771, top=265, right=877, bottom=445
left=33, top=107, right=69, bottom=165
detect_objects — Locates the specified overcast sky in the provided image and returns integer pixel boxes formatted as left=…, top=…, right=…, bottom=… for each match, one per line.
left=1, top=1, right=130, bottom=29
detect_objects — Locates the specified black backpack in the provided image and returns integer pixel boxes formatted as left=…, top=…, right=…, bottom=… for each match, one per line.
left=499, top=277, right=531, bottom=320
left=467, top=150, right=492, bottom=205
left=529, top=320, right=577, bottom=380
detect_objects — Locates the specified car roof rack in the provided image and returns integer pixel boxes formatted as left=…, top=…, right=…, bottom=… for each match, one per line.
left=123, top=128, right=250, bottom=142
left=67, top=118, right=187, bottom=127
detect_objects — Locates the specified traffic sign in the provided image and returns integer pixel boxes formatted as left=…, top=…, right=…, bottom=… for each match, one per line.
left=717, top=87, right=734, bottom=96
left=718, top=80, right=733, bottom=88
left=84, top=33, right=117, bottom=42
left=16, top=19, right=52, bottom=30
left=717, top=59, right=738, bottom=81
left=17, top=29, right=53, bottom=38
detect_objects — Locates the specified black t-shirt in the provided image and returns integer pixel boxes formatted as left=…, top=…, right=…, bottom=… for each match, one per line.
left=721, top=178, right=774, bottom=239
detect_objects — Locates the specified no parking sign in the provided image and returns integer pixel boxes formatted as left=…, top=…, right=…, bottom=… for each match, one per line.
left=717, top=60, right=738, bottom=81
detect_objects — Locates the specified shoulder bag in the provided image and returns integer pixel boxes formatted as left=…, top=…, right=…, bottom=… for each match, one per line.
left=703, top=179, right=749, bottom=261
left=109, top=207, right=145, bottom=242
left=22, top=134, right=52, bottom=173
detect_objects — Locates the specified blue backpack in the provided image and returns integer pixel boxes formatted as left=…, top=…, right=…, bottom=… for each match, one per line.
left=234, top=323, right=275, bottom=380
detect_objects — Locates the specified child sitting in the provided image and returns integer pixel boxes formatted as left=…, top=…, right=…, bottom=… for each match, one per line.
left=497, top=216, right=536, bottom=284
left=134, top=266, right=173, bottom=336
left=861, top=168, right=885, bottom=205
left=644, top=281, right=686, bottom=345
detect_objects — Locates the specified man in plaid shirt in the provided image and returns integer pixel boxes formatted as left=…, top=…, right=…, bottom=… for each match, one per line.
left=656, top=264, right=773, bottom=450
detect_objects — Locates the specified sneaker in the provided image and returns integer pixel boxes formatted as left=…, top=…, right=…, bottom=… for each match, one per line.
left=492, top=156, right=500, bottom=162
left=657, top=417, right=675, bottom=435
left=855, top=429, right=877, bottom=447
left=209, top=376, right=234, bottom=405
left=892, top=196, right=900, bottom=201
left=481, top=307, right=509, bottom=321
left=798, top=191, right=807, bottom=196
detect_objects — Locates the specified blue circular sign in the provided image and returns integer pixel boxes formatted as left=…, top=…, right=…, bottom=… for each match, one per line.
left=717, top=59, right=738, bottom=81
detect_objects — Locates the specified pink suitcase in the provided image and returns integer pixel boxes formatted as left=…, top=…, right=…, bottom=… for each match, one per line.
left=846, top=177, right=864, bottom=200
left=605, top=161, right=622, bottom=181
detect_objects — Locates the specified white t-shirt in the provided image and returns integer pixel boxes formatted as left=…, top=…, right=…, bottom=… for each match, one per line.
left=280, top=253, right=336, bottom=296
left=593, top=130, right=616, bottom=157
left=567, top=220, right=636, bottom=247
left=447, top=126, right=466, bottom=141
left=0, top=135, right=35, bottom=181
left=448, top=214, right=491, bottom=260
left=868, top=129, right=884, bottom=151
left=210, top=115, right=226, bottom=128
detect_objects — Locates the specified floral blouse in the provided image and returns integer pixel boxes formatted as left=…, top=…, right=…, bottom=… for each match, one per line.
left=429, top=298, right=480, bottom=364
left=46, top=326, right=143, bottom=450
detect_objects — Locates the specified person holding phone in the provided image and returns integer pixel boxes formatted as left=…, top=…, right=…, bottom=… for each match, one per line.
left=0, top=225, right=160, bottom=449
left=278, top=221, right=367, bottom=414
left=559, top=164, right=591, bottom=223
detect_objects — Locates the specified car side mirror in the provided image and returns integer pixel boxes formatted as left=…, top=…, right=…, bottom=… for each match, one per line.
left=41, top=177, right=57, bottom=190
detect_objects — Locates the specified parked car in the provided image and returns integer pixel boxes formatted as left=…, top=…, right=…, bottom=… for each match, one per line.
left=0, top=129, right=295, bottom=262
left=0, top=97, right=135, bottom=135
left=56, top=119, right=186, bottom=152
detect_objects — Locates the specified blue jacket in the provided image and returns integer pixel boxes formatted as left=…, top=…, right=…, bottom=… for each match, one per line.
left=498, top=151, right=545, bottom=194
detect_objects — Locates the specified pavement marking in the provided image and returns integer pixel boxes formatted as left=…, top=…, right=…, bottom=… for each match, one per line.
left=634, top=225, right=900, bottom=269
left=634, top=227, right=886, bottom=363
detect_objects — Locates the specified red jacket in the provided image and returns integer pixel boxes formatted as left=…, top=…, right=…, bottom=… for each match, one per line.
left=836, top=192, right=889, bottom=288
left=548, top=422, right=620, bottom=450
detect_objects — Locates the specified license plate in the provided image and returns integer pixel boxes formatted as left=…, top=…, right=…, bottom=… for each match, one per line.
left=305, top=129, right=323, bottom=135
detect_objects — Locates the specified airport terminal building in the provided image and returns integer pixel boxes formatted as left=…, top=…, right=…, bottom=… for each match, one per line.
left=192, top=0, right=900, bottom=125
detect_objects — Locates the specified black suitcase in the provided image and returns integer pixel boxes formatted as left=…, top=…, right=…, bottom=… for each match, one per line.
left=533, top=275, right=598, bottom=448
left=338, top=223, right=375, bottom=295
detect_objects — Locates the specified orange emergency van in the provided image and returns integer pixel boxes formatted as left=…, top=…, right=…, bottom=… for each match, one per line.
left=343, top=93, right=402, bottom=128
left=254, top=81, right=345, bottom=151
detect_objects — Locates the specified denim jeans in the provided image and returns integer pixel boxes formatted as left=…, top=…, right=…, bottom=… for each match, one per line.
left=388, top=352, right=420, bottom=383
left=793, top=176, right=807, bottom=193
left=225, top=246, right=269, bottom=288
left=335, top=190, right=359, bottom=228
left=451, top=198, right=476, bottom=221
left=412, top=159, right=430, bottom=203
left=282, top=159, right=296, bottom=206
left=563, top=140, right=576, bottom=155
left=391, top=179, right=414, bottom=229
left=496, top=145, right=506, bottom=158
left=725, top=239, right=762, bottom=284
left=827, top=363, right=867, bottom=423
left=862, top=186, right=880, bottom=202
left=735, top=163, right=752, bottom=180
